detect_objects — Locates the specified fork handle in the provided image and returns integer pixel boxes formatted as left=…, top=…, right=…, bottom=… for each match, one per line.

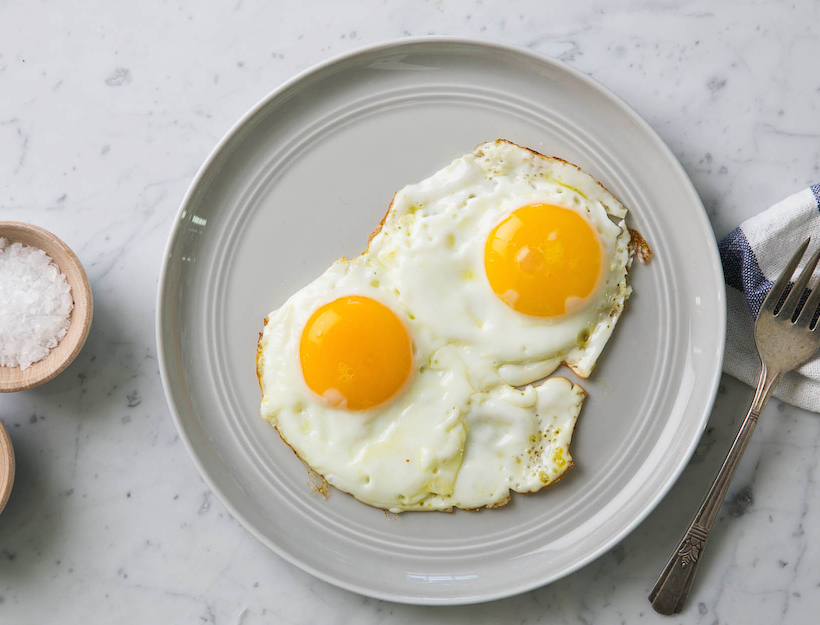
left=649, top=365, right=781, bottom=615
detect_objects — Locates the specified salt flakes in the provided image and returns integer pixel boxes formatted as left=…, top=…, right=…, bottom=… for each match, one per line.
left=0, top=237, right=74, bottom=370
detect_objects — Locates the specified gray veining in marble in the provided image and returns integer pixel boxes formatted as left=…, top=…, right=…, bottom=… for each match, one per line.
left=2, top=0, right=820, bottom=622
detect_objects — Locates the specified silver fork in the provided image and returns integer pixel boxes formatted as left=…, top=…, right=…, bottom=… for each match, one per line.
left=649, top=237, right=820, bottom=615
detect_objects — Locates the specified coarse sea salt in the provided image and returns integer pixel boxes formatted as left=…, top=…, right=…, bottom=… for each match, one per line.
left=0, top=237, right=74, bottom=370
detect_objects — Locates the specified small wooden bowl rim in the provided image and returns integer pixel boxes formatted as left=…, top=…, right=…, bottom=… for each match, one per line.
left=0, top=420, right=14, bottom=515
left=0, top=222, right=93, bottom=392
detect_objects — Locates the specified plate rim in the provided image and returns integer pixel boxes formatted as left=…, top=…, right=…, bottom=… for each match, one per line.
left=156, top=36, right=727, bottom=605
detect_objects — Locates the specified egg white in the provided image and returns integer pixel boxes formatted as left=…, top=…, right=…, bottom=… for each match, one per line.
left=409, top=377, right=585, bottom=511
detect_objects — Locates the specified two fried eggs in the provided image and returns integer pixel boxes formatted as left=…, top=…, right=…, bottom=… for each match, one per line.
left=257, top=140, right=634, bottom=512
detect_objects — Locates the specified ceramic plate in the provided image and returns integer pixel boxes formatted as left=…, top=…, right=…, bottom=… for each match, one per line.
left=157, top=38, right=725, bottom=605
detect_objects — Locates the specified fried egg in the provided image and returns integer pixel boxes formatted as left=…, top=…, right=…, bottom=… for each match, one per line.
left=370, top=139, right=632, bottom=388
left=257, top=257, right=472, bottom=511
left=257, top=140, right=634, bottom=512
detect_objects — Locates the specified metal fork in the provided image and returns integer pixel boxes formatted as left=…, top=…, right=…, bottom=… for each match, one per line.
left=649, top=237, right=820, bottom=615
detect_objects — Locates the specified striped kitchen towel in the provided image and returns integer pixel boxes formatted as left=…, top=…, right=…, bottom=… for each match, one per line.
left=719, top=184, right=820, bottom=412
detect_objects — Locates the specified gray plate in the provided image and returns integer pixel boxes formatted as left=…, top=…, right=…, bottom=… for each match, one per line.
left=157, top=38, right=726, bottom=605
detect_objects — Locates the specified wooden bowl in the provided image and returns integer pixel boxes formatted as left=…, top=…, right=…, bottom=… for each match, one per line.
left=0, top=419, right=13, bottom=514
left=0, top=222, right=93, bottom=392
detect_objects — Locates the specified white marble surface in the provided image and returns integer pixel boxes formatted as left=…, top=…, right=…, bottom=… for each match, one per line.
left=1, top=0, right=819, bottom=622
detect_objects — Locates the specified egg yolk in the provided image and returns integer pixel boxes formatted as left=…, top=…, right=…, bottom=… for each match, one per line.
left=484, top=203, right=603, bottom=317
left=299, top=295, right=413, bottom=410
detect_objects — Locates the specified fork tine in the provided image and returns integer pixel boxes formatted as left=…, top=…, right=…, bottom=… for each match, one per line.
left=796, top=251, right=820, bottom=328
left=761, top=237, right=811, bottom=315
left=779, top=243, right=820, bottom=320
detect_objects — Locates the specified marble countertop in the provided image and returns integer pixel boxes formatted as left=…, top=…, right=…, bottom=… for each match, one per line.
left=2, top=1, right=819, bottom=622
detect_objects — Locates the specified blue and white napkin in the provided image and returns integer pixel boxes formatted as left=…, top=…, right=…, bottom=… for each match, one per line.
left=719, top=184, right=820, bottom=412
